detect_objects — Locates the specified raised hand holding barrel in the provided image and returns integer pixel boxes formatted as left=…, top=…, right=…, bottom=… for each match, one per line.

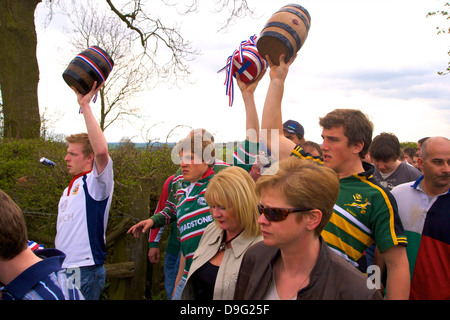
left=257, top=4, right=311, bottom=65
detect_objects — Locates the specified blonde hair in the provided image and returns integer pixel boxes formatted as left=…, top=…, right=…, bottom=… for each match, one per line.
left=66, top=133, right=93, bottom=158
left=256, top=157, right=339, bottom=236
left=205, top=166, right=261, bottom=238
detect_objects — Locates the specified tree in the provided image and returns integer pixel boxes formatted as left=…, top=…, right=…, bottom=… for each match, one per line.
left=60, top=0, right=160, bottom=132
left=0, top=0, right=255, bottom=139
left=0, top=0, right=41, bottom=139
left=427, top=2, right=450, bottom=75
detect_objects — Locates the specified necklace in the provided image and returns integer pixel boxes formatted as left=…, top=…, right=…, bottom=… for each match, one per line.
left=218, top=230, right=243, bottom=251
left=277, top=259, right=313, bottom=300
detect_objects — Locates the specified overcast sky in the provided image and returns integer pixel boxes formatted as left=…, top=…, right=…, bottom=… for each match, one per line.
left=35, top=0, right=450, bottom=144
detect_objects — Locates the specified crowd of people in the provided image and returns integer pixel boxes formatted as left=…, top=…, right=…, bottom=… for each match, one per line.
left=0, top=54, right=449, bottom=301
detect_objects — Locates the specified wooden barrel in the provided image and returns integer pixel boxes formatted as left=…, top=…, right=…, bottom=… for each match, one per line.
left=257, top=4, right=311, bottom=65
left=62, top=46, right=114, bottom=95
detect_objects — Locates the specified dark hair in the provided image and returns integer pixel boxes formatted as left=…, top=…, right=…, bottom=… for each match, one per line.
left=403, top=146, right=417, bottom=158
left=319, top=109, right=373, bottom=159
left=369, top=132, right=401, bottom=162
left=0, top=190, right=28, bottom=260
left=418, top=137, right=430, bottom=146
left=303, top=140, right=323, bottom=157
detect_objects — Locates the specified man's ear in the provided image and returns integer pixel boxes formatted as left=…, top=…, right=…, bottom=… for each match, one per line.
left=417, top=156, right=425, bottom=172
left=352, top=141, right=364, bottom=156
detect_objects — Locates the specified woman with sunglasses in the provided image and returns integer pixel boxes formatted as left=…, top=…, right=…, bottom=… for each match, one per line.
left=180, top=166, right=262, bottom=300
left=234, top=157, right=382, bottom=300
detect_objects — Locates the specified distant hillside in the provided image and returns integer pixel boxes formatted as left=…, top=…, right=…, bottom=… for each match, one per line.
left=108, top=141, right=243, bottom=150
left=108, top=142, right=176, bottom=149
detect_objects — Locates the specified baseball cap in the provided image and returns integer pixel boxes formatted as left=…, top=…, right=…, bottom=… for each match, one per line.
left=283, top=120, right=304, bottom=138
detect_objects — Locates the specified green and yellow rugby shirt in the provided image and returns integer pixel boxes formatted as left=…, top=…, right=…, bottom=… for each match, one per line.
left=322, top=162, right=407, bottom=266
left=291, top=149, right=407, bottom=267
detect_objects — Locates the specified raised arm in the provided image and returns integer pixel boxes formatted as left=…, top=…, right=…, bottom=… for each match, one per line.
left=72, top=82, right=109, bottom=174
left=235, top=69, right=266, bottom=143
left=261, top=54, right=297, bottom=161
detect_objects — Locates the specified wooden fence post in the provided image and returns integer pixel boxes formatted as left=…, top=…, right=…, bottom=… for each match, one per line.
left=106, top=181, right=151, bottom=300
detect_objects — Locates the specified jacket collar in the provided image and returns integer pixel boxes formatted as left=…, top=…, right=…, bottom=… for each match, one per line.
left=411, top=175, right=450, bottom=195
left=3, top=249, right=66, bottom=300
left=357, top=161, right=374, bottom=179
left=67, top=170, right=91, bottom=196
left=207, top=226, right=260, bottom=259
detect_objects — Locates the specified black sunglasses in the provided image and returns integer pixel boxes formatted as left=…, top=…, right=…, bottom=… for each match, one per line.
left=258, top=204, right=312, bottom=222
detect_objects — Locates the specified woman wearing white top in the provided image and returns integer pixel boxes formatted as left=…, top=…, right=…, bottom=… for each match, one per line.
left=181, top=166, right=262, bottom=300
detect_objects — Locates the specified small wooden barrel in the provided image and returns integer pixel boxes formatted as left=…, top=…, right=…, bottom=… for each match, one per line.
left=62, top=46, right=114, bottom=95
left=232, top=46, right=267, bottom=83
left=257, top=4, right=311, bottom=65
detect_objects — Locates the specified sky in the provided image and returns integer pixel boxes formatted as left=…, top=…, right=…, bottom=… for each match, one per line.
left=34, top=0, right=450, bottom=144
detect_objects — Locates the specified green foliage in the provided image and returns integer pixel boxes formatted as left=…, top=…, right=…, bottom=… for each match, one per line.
left=427, top=2, right=450, bottom=75
left=0, top=138, right=68, bottom=212
left=400, top=141, right=418, bottom=149
left=108, top=142, right=178, bottom=228
left=0, top=138, right=178, bottom=247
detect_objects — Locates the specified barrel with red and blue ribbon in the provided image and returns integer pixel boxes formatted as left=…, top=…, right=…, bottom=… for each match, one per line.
left=218, top=35, right=267, bottom=107
left=63, top=46, right=114, bottom=96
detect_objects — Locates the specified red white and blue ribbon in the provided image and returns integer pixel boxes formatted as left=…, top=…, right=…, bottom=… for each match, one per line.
left=218, top=35, right=264, bottom=107
left=88, top=46, right=114, bottom=72
left=75, top=52, right=106, bottom=85
left=75, top=46, right=110, bottom=112
left=28, top=240, right=44, bottom=251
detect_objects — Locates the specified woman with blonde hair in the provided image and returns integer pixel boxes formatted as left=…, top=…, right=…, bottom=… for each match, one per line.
left=181, top=166, right=262, bottom=300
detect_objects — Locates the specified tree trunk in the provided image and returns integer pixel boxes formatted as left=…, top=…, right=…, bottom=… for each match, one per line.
left=0, top=0, right=41, bottom=139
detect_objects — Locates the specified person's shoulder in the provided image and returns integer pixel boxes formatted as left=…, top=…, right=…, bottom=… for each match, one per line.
left=391, top=180, right=416, bottom=194
left=202, top=222, right=221, bottom=240
left=213, top=160, right=231, bottom=173
left=327, top=248, right=382, bottom=299
left=243, top=241, right=276, bottom=263
left=328, top=248, right=367, bottom=279
left=291, top=146, right=323, bottom=164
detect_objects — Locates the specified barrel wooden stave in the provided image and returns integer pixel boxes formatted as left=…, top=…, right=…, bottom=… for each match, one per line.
left=62, top=46, right=114, bottom=95
left=257, top=4, right=311, bottom=65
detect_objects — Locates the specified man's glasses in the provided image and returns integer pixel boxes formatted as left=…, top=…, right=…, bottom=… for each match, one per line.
left=258, top=204, right=312, bottom=222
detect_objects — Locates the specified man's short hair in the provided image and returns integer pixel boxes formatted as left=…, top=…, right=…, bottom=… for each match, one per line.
left=303, top=140, right=323, bottom=157
left=65, top=133, right=93, bottom=158
left=173, top=131, right=216, bottom=167
left=369, top=132, right=401, bottom=162
left=255, top=157, right=339, bottom=236
left=0, top=190, right=28, bottom=260
left=420, top=136, right=450, bottom=161
left=319, top=109, right=373, bottom=159
left=403, top=146, right=417, bottom=159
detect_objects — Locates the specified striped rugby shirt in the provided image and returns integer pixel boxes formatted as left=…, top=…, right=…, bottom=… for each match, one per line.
left=291, top=148, right=407, bottom=268
left=150, top=140, right=258, bottom=281
left=0, top=249, right=84, bottom=300
left=151, top=165, right=229, bottom=282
